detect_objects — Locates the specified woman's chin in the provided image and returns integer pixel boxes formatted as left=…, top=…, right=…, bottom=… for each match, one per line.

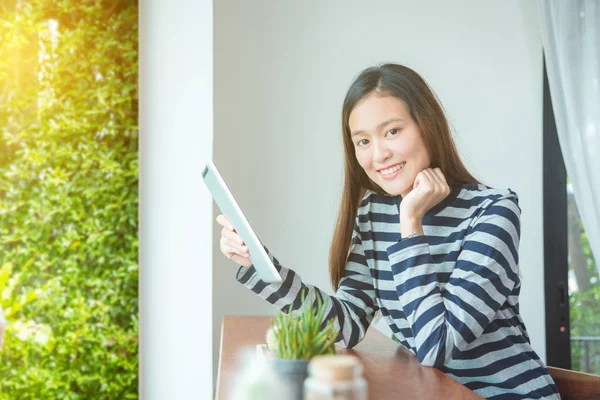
left=380, top=180, right=411, bottom=197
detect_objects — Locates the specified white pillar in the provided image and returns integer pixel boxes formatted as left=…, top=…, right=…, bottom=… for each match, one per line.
left=140, top=0, right=213, bottom=398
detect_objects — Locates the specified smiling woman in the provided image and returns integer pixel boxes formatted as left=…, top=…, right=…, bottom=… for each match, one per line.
left=217, top=63, right=561, bottom=399
left=333, top=64, right=480, bottom=287
left=349, top=95, right=431, bottom=197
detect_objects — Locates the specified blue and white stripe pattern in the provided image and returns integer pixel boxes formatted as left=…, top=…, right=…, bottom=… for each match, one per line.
left=236, top=183, right=559, bottom=399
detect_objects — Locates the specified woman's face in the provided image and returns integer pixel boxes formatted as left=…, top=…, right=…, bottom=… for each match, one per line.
left=348, top=93, right=431, bottom=197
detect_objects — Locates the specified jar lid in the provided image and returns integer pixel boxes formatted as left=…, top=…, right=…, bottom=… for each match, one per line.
left=308, top=355, right=364, bottom=382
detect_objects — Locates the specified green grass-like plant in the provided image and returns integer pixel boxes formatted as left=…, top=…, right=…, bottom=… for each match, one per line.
left=269, top=288, right=339, bottom=360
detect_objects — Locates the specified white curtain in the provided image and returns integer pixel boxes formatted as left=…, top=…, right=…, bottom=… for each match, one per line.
left=538, top=0, right=600, bottom=277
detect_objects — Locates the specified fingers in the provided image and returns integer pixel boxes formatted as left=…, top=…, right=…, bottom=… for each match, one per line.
left=217, top=214, right=246, bottom=246
left=421, top=169, right=438, bottom=186
left=221, top=226, right=244, bottom=245
left=424, top=168, right=442, bottom=189
left=217, top=214, right=250, bottom=261
left=413, top=169, right=428, bottom=189
left=418, top=168, right=449, bottom=196
left=432, top=167, right=448, bottom=185
left=216, top=214, right=254, bottom=268
left=216, top=214, right=235, bottom=232
left=220, top=236, right=249, bottom=258
left=431, top=167, right=450, bottom=195
left=415, top=169, right=433, bottom=192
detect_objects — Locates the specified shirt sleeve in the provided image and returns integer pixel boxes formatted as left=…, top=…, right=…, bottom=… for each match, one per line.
left=235, top=218, right=379, bottom=348
left=385, top=196, right=521, bottom=367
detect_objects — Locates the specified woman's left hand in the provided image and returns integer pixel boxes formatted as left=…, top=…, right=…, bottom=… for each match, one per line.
left=400, top=167, right=451, bottom=220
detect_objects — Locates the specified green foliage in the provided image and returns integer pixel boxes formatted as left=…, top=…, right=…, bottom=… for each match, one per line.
left=0, top=260, right=55, bottom=353
left=0, top=0, right=138, bottom=398
left=1, top=261, right=45, bottom=319
left=570, top=286, right=600, bottom=374
left=270, top=288, right=338, bottom=360
left=569, top=227, right=600, bottom=374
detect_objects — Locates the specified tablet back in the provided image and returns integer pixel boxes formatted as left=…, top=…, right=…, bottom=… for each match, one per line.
left=202, top=160, right=282, bottom=283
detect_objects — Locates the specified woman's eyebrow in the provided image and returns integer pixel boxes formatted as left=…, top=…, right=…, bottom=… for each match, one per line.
left=351, top=118, right=404, bottom=137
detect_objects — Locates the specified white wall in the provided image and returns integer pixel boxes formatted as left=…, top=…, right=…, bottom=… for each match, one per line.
left=140, top=0, right=213, bottom=398
left=213, top=0, right=543, bottom=386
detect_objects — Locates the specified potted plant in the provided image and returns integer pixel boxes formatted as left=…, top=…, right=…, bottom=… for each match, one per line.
left=265, top=287, right=339, bottom=400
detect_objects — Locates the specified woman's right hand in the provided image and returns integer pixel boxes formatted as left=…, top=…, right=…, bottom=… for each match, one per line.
left=216, top=214, right=253, bottom=268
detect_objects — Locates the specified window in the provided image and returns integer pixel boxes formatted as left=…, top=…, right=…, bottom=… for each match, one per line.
left=543, top=58, right=600, bottom=373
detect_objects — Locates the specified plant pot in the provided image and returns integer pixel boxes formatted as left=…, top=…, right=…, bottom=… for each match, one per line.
left=267, top=356, right=310, bottom=400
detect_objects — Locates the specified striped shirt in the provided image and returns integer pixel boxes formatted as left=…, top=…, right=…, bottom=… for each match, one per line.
left=236, top=183, right=560, bottom=399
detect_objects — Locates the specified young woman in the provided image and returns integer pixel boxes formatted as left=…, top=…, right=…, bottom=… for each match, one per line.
left=217, top=64, right=559, bottom=399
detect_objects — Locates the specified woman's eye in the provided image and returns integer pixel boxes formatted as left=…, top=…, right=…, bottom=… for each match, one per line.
left=386, top=128, right=398, bottom=136
left=356, top=139, right=368, bottom=146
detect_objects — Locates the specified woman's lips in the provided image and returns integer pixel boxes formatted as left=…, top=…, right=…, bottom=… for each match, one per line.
left=379, top=162, right=405, bottom=180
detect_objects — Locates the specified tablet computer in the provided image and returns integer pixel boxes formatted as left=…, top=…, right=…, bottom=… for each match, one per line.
left=202, top=160, right=282, bottom=283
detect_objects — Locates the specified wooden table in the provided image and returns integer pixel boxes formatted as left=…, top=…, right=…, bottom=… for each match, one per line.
left=216, top=316, right=482, bottom=400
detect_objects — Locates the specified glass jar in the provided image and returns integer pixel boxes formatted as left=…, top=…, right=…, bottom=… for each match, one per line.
left=304, top=355, right=367, bottom=400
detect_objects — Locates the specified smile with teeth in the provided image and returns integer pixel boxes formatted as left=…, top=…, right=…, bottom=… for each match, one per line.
left=380, top=162, right=406, bottom=175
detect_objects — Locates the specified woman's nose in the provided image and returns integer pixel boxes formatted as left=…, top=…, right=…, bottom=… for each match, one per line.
left=372, top=139, right=391, bottom=163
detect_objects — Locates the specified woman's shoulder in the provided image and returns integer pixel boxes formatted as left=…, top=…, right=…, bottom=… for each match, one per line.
left=358, top=189, right=399, bottom=215
left=454, top=183, right=520, bottom=215
left=457, top=183, right=518, bottom=201
left=357, top=184, right=520, bottom=218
